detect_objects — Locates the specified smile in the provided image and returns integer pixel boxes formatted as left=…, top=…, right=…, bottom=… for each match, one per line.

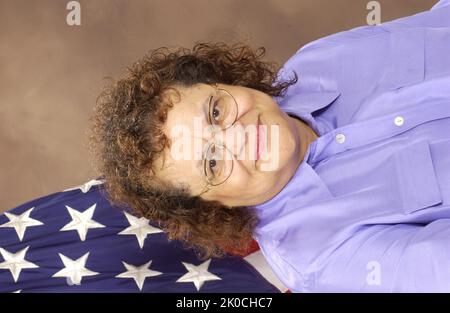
left=256, top=114, right=266, bottom=161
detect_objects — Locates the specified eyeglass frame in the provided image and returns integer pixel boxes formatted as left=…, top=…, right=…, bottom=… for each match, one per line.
left=201, top=84, right=239, bottom=192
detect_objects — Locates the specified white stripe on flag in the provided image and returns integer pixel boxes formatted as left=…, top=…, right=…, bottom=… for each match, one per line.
left=244, top=250, right=289, bottom=293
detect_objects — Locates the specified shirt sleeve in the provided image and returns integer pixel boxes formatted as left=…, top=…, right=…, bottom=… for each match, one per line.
left=277, top=220, right=450, bottom=292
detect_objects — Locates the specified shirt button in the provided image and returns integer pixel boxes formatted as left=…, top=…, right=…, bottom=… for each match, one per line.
left=335, top=133, right=346, bottom=144
left=394, top=116, right=404, bottom=126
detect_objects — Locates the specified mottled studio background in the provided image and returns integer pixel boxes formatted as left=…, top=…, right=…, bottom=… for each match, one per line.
left=0, top=0, right=439, bottom=212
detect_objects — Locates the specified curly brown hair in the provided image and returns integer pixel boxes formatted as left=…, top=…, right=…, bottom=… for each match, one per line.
left=86, top=41, right=298, bottom=260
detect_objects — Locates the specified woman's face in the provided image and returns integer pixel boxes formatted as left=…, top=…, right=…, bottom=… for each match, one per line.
left=153, top=83, right=314, bottom=207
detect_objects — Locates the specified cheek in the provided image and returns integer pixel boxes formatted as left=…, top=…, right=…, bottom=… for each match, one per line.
left=237, top=88, right=261, bottom=115
left=279, top=124, right=297, bottom=156
left=224, top=164, right=253, bottom=191
left=265, top=117, right=297, bottom=167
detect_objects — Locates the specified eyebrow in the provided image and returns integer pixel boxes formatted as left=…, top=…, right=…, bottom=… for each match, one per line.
left=196, top=158, right=204, bottom=179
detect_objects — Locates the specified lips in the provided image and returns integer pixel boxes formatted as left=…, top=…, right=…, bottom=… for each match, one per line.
left=256, top=114, right=262, bottom=160
left=255, top=115, right=259, bottom=160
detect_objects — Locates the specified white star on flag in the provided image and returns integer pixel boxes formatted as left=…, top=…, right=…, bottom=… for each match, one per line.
left=60, top=204, right=105, bottom=241
left=0, top=207, right=44, bottom=241
left=176, top=259, right=221, bottom=291
left=0, top=246, right=39, bottom=282
left=52, top=252, right=99, bottom=285
left=115, top=260, right=163, bottom=291
left=63, top=178, right=105, bottom=193
left=118, top=211, right=163, bottom=249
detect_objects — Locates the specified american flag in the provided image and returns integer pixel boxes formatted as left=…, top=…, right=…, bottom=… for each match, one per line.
left=0, top=178, right=289, bottom=293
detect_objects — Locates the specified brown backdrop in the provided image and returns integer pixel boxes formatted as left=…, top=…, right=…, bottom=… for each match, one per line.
left=0, top=0, right=438, bottom=212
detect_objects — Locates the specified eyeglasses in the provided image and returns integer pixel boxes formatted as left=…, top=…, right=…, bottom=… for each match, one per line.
left=202, top=84, right=239, bottom=188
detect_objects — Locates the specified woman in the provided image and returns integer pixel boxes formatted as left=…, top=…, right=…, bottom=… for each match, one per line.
left=88, top=0, right=450, bottom=292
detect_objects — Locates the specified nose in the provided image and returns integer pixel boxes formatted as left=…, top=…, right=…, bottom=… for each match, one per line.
left=210, top=122, right=248, bottom=158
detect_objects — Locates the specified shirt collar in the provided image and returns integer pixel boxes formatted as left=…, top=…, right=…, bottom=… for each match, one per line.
left=252, top=142, right=334, bottom=235
left=274, top=89, right=341, bottom=136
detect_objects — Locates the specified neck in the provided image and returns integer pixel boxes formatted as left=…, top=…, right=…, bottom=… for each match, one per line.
left=289, top=114, right=318, bottom=164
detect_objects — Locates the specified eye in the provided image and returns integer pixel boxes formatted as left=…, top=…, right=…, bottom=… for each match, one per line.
left=205, top=144, right=221, bottom=178
left=211, top=100, right=221, bottom=122
left=209, top=145, right=218, bottom=174
left=209, top=159, right=217, bottom=174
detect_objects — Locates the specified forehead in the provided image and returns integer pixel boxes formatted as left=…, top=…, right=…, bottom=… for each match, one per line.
left=162, top=83, right=212, bottom=151
left=154, top=149, right=206, bottom=192
left=155, top=83, right=212, bottom=191
left=163, top=83, right=211, bottom=124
